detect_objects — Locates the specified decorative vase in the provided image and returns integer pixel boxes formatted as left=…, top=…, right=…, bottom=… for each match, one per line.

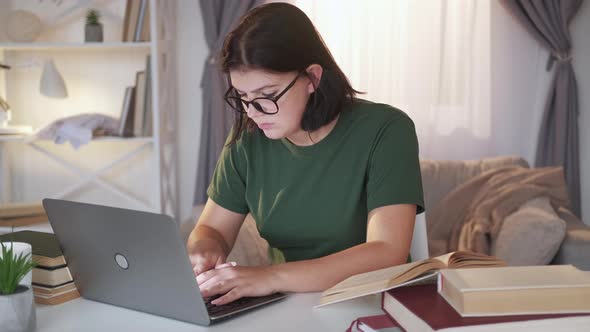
left=0, top=285, right=37, bottom=332
left=85, top=24, right=103, bottom=42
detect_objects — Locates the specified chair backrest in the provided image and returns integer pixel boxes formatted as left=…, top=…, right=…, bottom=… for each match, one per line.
left=410, top=212, right=429, bottom=261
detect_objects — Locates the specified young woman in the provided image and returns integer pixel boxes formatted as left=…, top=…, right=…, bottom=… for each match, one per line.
left=187, top=2, right=424, bottom=306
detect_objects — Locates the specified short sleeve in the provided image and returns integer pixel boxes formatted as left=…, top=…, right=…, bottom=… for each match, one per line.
left=206, top=135, right=250, bottom=214
left=366, top=116, right=425, bottom=214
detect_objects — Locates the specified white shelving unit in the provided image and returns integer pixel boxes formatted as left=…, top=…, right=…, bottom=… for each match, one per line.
left=0, top=0, right=178, bottom=218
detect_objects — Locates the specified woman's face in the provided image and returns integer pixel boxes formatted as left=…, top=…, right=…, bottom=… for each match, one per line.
left=229, top=68, right=315, bottom=141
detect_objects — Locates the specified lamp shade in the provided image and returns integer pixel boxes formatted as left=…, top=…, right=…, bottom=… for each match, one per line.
left=40, top=59, right=68, bottom=98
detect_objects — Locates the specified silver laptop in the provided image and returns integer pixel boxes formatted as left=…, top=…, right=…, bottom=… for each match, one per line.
left=42, top=198, right=286, bottom=326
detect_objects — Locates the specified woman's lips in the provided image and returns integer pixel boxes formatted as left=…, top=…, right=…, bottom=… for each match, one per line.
left=258, top=123, right=273, bottom=130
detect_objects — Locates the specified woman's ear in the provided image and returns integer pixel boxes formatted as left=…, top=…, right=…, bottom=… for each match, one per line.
left=305, top=64, right=323, bottom=93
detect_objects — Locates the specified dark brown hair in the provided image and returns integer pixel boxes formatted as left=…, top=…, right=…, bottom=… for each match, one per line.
left=219, top=2, right=359, bottom=145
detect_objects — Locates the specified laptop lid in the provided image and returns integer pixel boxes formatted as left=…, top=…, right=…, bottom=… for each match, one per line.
left=42, top=199, right=211, bottom=326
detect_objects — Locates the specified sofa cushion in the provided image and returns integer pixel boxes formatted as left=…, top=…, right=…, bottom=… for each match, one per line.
left=491, top=196, right=566, bottom=266
left=551, top=207, right=590, bottom=271
left=420, top=156, right=529, bottom=217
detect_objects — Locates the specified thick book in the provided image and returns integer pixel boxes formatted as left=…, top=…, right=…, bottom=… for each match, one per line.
left=35, top=288, right=80, bottom=305
left=317, top=251, right=505, bottom=307
left=383, top=284, right=590, bottom=331
left=142, top=55, right=152, bottom=136
left=438, top=265, right=590, bottom=316
left=123, top=0, right=142, bottom=42
left=133, top=71, right=146, bottom=136
left=346, top=314, right=401, bottom=332
left=33, top=281, right=77, bottom=296
left=118, top=86, right=136, bottom=137
left=0, top=231, right=66, bottom=268
left=134, top=0, right=148, bottom=42
left=33, top=265, right=74, bottom=287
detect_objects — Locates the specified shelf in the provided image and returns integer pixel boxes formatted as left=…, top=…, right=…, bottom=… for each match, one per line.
left=0, top=135, right=154, bottom=143
left=0, top=42, right=152, bottom=52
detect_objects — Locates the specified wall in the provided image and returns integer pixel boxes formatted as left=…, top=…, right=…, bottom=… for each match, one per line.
left=572, top=0, right=590, bottom=222
left=175, top=0, right=207, bottom=224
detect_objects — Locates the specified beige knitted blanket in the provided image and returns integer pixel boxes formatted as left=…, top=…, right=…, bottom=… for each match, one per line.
left=427, top=166, right=569, bottom=256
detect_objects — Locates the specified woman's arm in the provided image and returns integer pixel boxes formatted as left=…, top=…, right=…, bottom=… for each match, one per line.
left=187, top=199, right=246, bottom=274
left=198, top=203, right=416, bottom=304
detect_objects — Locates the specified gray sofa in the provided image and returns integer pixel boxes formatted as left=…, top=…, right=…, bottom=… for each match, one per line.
left=421, top=156, right=590, bottom=270
left=183, top=156, right=590, bottom=270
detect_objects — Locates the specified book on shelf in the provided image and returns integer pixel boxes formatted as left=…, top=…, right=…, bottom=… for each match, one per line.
left=142, top=55, right=153, bottom=136
left=118, top=86, right=136, bottom=137
left=122, top=0, right=150, bottom=42
left=438, top=265, right=590, bottom=317
left=0, top=231, right=66, bottom=268
left=133, top=71, right=146, bottom=136
left=317, top=251, right=505, bottom=307
left=383, top=284, right=590, bottom=332
left=136, top=0, right=150, bottom=42
left=346, top=314, right=401, bottom=332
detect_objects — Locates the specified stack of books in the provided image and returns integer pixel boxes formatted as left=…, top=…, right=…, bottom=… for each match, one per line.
left=0, top=231, right=80, bottom=305
left=336, top=256, right=590, bottom=331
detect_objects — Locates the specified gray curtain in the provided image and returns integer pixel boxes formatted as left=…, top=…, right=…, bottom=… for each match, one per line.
left=194, top=0, right=260, bottom=205
left=499, top=0, right=584, bottom=217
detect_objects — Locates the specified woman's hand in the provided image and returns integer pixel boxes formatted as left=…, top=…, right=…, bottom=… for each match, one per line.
left=187, top=237, right=228, bottom=275
left=196, top=265, right=280, bottom=305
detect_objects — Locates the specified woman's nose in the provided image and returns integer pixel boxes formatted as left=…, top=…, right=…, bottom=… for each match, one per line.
left=245, top=103, right=263, bottom=118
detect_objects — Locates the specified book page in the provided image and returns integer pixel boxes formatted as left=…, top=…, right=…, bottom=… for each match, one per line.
left=323, top=261, right=432, bottom=296
left=446, top=251, right=505, bottom=268
left=316, top=271, right=438, bottom=308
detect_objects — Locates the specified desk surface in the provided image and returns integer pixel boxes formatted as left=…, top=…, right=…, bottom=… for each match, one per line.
left=36, top=292, right=383, bottom=332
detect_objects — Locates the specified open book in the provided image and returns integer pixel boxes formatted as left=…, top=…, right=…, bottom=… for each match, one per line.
left=316, top=251, right=505, bottom=307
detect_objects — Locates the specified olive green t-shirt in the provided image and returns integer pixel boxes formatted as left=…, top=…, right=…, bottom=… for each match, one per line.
left=207, top=99, right=424, bottom=262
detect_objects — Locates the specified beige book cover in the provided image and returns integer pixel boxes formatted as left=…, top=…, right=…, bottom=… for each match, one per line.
left=33, top=266, right=74, bottom=287
left=316, top=251, right=505, bottom=307
left=438, top=265, right=590, bottom=316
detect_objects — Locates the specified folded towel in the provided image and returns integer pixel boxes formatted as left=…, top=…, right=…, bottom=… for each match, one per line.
left=31, top=113, right=119, bottom=149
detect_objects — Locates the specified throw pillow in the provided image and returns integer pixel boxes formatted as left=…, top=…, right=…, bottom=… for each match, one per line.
left=491, top=196, right=566, bottom=265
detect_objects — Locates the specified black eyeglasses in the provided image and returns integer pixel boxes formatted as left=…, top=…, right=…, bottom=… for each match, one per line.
left=224, top=71, right=304, bottom=115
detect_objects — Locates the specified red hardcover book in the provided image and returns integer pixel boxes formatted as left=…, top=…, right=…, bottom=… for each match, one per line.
left=382, top=284, right=590, bottom=331
left=346, top=314, right=402, bottom=332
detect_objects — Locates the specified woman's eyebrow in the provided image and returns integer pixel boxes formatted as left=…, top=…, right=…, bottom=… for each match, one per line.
left=234, top=84, right=278, bottom=94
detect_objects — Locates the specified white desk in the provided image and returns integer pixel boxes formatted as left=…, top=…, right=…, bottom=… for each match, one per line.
left=35, top=292, right=384, bottom=332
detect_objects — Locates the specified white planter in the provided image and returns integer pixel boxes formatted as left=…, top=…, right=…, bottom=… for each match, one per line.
left=0, top=285, right=37, bottom=332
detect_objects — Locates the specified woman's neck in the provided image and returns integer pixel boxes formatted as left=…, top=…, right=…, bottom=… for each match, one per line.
left=286, top=114, right=340, bottom=146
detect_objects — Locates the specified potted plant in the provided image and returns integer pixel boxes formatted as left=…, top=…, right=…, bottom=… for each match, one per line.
left=85, top=9, right=103, bottom=42
left=0, top=242, right=37, bottom=332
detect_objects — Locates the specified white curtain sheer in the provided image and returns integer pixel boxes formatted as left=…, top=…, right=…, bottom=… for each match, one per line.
left=295, top=0, right=530, bottom=161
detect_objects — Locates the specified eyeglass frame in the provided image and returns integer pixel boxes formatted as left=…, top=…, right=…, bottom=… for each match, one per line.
left=224, top=70, right=305, bottom=115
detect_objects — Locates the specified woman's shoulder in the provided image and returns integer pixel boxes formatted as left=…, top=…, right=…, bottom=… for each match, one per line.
left=347, top=98, right=415, bottom=127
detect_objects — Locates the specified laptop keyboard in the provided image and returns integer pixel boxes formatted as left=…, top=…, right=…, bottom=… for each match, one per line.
left=204, top=293, right=286, bottom=318
left=205, top=294, right=258, bottom=316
